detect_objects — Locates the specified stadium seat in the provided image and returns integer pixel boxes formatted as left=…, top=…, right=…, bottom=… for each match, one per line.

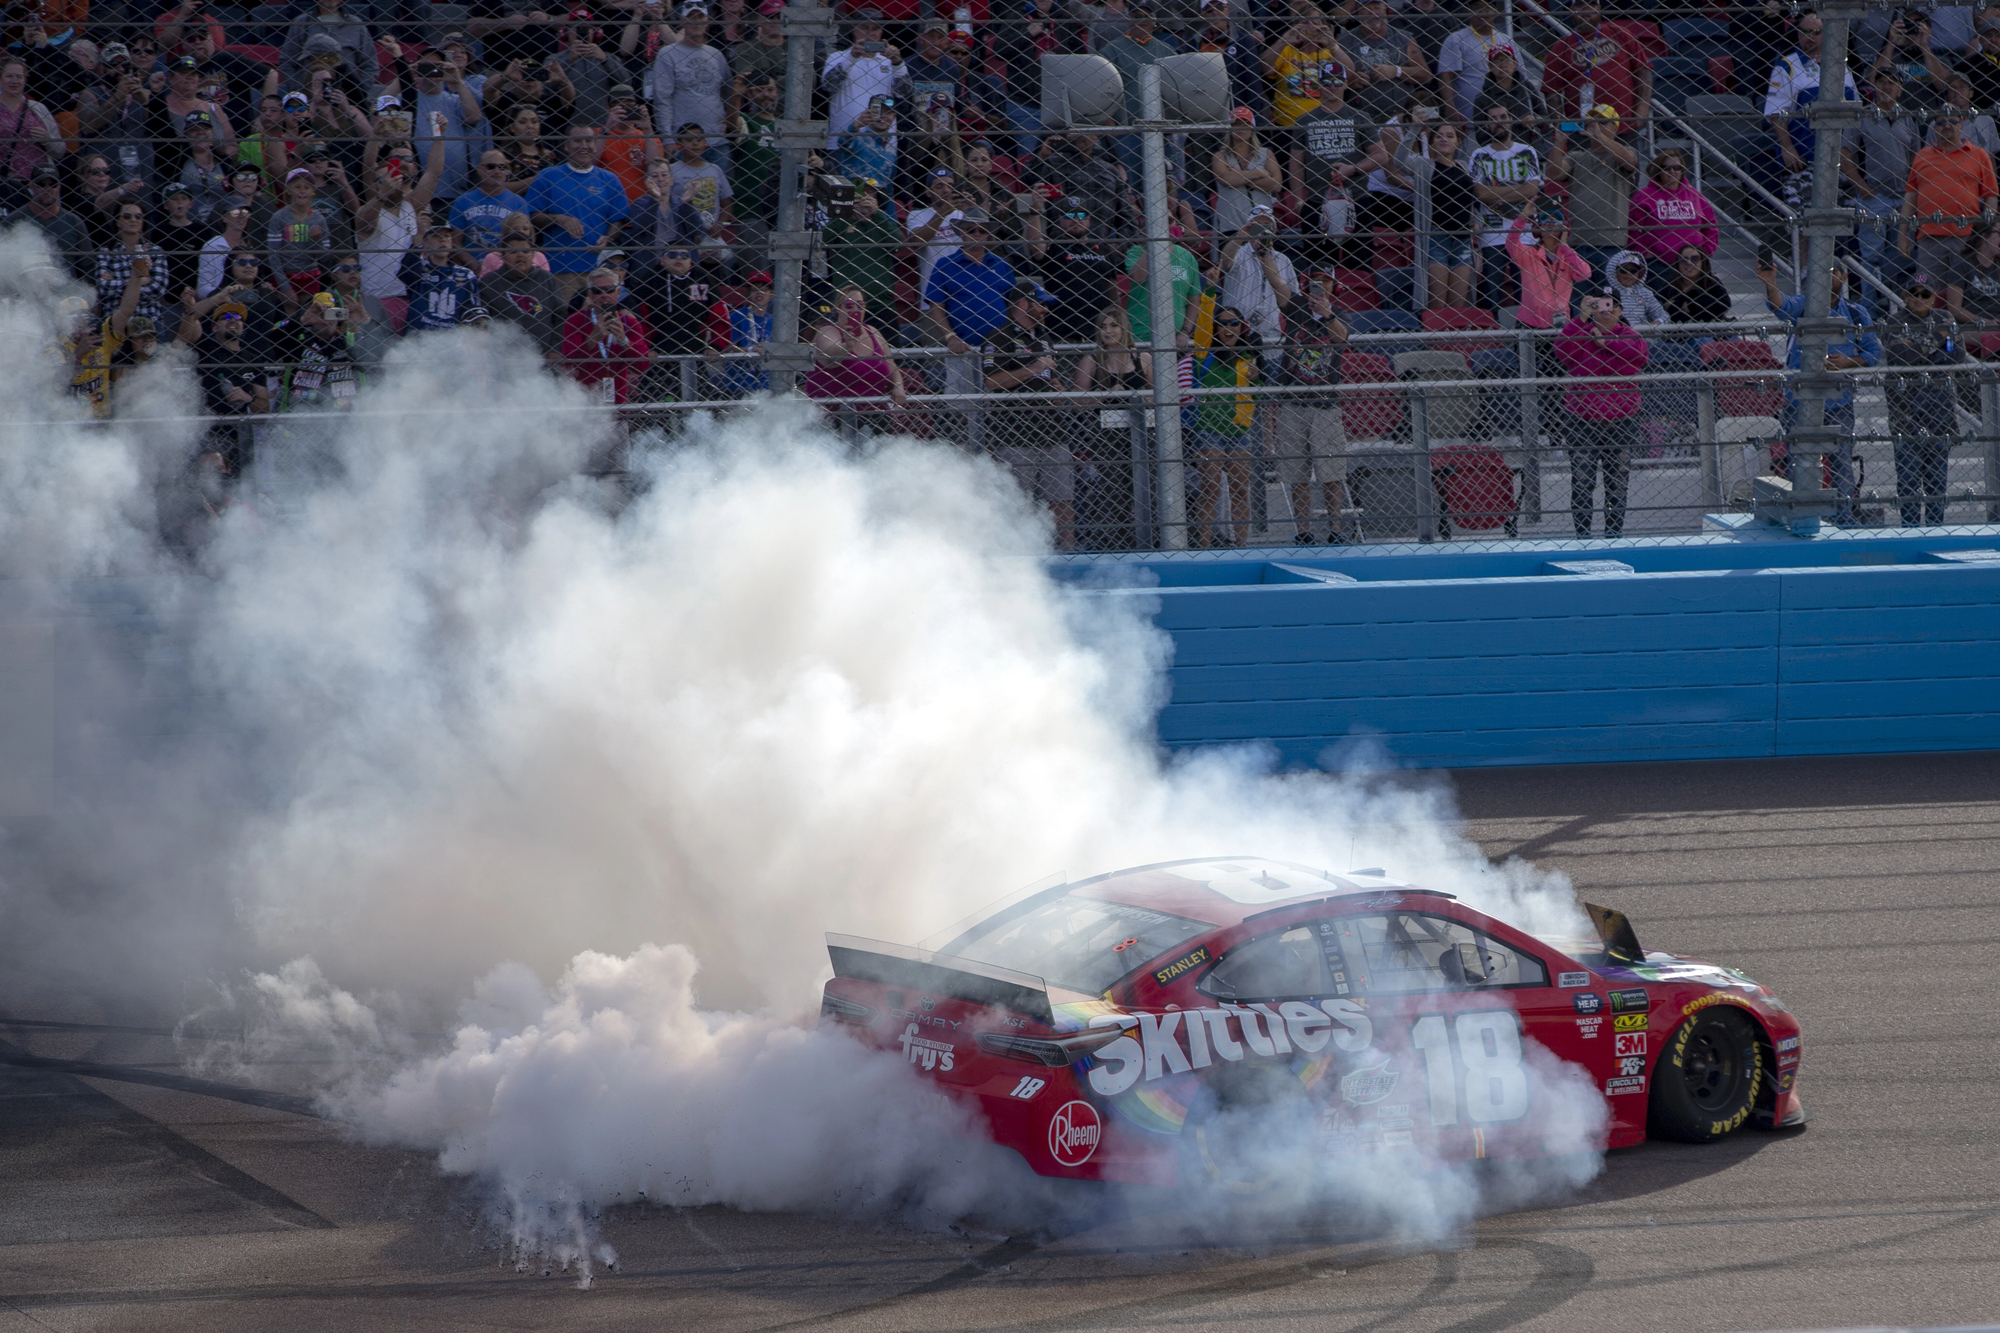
left=1978, top=330, right=2000, bottom=359
left=1650, top=56, right=1713, bottom=114
left=1371, top=229, right=1414, bottom=270
left=1709, top=55, right=1735, bottom=94
left=1338, top=350, right=1403, bottom=440
left=1663, top=16, right=1730, bottom=51
left=1332, top=267, right=1380, bottom=312
left=1349, top=309, right=1425, bottom=357
left=1700, top=339, right=1786, bottom=418
left=1375, top=266, right=1415, bottom=312
left=1393, top=349, right=1480, bottom=440
left=248, top=4, right=294, bottom=45
left=1422, top=306, right=1503, bottom=353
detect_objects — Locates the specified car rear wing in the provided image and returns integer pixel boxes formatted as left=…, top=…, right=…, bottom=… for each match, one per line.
left=825, top=934, right=1054, bottom=1026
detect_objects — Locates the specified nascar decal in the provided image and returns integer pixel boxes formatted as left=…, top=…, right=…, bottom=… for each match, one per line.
left=1573, top=993, right=1603, bottom=1015
left=1557, top=971, right=1591, bottom=988
left=1048, top=1100, right=1102, bottom=1166
left=1575, top=1016, right=1602, bottom=1038
left=1612, top=1013, right=1647, bottom=1032
left=1153, top=946, right=1210, bottom=987
left=897, top=1023, right=955, bottom=1072
left=1084, top=999, right=1372, bottom=1096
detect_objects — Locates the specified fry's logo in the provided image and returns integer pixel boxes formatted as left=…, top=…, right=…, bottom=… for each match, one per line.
left=898, top=1023, right=955, bottom=1072
left=1048, top=1099, right=1102, bottom=1166
left=1082, top=999, right=1373, bottom=1097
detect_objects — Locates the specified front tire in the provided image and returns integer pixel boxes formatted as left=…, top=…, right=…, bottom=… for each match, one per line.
left=1648, top=1008, right=1763, bottom=1143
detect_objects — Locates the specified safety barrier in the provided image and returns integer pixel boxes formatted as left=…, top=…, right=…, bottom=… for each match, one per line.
left=1069, top=528, right=2000, bottom=768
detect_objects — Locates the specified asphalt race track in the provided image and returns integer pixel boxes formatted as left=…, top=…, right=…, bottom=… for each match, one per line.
left=3, top=750, right=1998, bottom=1332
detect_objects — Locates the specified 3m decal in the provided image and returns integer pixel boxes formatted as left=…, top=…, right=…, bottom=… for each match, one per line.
left=1008, top=1076, right=1047, bottom=1100
left=1572, top=993, right=1603, bottom=1015
left=1608, top=988, right=1651, bottom=1013
left=1612, top=1013, right=1647, bottom=1032
left=1605, top=1076, right=1645, bottom=1095
left=1047, top=1099, right=1102, bottom=1166
left=1153, top=946, right=1210, bottom=986
left=1575, top=1017, right=1602, bottom=1038
left=1613, top=1032, right=1647, bottom=1059
left=1412, top=1009, right=1529, bottom=1127
left=1776, top=1036, right=1800, bottom=1052
left=898, top=1024, right=955, bottom=1072
left=1557, top=971, right=1591, bottom=988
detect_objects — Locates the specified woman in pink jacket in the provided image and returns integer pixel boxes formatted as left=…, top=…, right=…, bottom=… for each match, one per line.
left=1554, top=292, right=1650, bottom=537
left=1505, top=207, right=1592, bottom=329
left=1626, top=150, right=1720, bottom=267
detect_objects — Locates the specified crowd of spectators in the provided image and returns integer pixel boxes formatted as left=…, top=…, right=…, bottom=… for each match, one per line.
left=5, top=0, right=1997, bottom=546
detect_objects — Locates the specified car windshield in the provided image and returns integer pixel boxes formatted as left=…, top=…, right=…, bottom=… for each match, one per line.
left=948, top=894, right=1210, bottom=996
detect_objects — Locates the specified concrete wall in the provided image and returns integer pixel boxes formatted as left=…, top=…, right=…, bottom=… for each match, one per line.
left=1075, top=530, right=2000, bottom=769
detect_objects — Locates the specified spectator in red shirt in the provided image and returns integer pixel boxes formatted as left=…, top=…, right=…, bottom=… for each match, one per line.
left=562, top=266, right=652, bottom=403
left=1540, top=0, right=1658, bottom=134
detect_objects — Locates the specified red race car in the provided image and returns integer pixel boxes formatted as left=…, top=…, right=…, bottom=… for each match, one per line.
left=820, top=858, right=1806, bottom=1192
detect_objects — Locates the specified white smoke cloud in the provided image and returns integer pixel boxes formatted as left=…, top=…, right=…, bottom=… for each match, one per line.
left=0, top=227, right=1604, bottom=1279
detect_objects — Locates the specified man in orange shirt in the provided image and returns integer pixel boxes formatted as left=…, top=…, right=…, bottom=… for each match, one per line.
left=599, top=83, right=661, bottom=200
left=1900, top=105, right=1998, bottom=281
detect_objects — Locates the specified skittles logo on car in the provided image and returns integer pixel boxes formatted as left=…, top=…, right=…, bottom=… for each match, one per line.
left=1048, top=1100, right=1103, bottom=1166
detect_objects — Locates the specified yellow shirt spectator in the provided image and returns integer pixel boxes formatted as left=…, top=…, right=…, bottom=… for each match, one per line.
left=1271, top=44, right=1337, bottom=125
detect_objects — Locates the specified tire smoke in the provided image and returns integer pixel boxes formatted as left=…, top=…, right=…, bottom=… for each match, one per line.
left=0, top=229, right=1605, bottom=1278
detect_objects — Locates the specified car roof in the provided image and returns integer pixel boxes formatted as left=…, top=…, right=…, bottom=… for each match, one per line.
left=988, top=857, right=1457, bottom=936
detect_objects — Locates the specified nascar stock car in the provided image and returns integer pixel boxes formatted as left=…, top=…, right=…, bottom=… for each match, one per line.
left=819, top=858, right=1807, bottom=1191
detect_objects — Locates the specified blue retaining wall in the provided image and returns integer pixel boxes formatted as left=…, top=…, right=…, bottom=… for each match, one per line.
left=1065, top=526, right=2000, bottom=768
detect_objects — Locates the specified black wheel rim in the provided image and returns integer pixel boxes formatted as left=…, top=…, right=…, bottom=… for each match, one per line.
left=1681, top=1028, right=1743, bottom=1111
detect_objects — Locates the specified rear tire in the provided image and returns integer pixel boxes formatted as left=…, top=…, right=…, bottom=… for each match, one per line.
left=1648, top=1008, right=1763, bottom=1143
left=1177, top=1065, right=1315, bottom=1199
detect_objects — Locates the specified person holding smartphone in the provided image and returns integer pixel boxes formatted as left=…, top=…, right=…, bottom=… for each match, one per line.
left=820, top=8, right=904, bottom=141
left=410, top=53, right=486, bottom=204
left=805, top=283, right=907, bottom=432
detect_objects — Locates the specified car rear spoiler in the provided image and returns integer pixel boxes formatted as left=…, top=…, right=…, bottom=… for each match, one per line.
left=1581, top=903, right=1645, bottom=966
left=825, top=934, right=1054, bottom=1025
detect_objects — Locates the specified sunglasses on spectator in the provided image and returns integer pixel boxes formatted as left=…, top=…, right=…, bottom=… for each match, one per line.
left=1215, top=317, right=1243, bottom=326
left=217, top=313, right=243, bottom=322
left=333, top=263, right=360, bottom=272
left=1678, top=252, right=1703, bottom=263
left=590, top=284, right=620, bottom=294
left=663, top=249, right=694, bottom=259
left=481, top=160, right=510, bottom=169
left=86, top=166, right=111, bottom=175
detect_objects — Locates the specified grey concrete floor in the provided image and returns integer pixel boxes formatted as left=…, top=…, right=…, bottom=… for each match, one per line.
left=3, top=749, right=1998, bottom=1332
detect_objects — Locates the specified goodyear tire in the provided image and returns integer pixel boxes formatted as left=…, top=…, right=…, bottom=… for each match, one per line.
left=1176, top=1065, right=1316, bottom=1200
left=1648, top=1008, right=1763, bottom=1143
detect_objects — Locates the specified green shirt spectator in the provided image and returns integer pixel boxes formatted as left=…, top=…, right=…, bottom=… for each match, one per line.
left=825, top=187, right=904, bottom=327
left=1191, top=341, right=1260, bottom=436
left=1125, top=240, right=1201, bottom=344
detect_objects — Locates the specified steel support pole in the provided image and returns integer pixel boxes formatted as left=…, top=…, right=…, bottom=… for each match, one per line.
left=1140, top=65, right=1188, bottom=549
left=1696, top=378, right=1720, bottom=510
left=1756, top=0, right=1859, bottom=532
left=1410, top=155, right=1431, bottom=313
left=1411, top=386, right=1434, bottom=542
left=1517, top=327, right=1541, bottom=524
left=1983, top=372, right=2000, bottom=522
left=767, top=6, right=834, bottom=395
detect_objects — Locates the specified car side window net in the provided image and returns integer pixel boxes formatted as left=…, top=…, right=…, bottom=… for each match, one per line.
left=1197, top=925, right=1331, bottom=1000
left=1322, top=913, right=1549, bottom=995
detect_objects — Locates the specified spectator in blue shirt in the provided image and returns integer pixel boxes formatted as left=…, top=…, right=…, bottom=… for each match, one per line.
left=524, top=124, right=631, bottom=300
left=401, top=223, right=484, bottom=331
left=1758, top=255, right=1883, bottom=524
left=450, top=148, right=529, bottom=263
left=720, top=270, right=774, bottom=394
left=924, top=205, right=1019, bottom=403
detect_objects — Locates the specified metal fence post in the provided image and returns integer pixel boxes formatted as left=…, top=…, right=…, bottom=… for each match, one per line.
left=1411, top=384, right=1436, bottom=542
left=1130, top=399, right=1155, bottom=548
left=1982, top=371, right=2000, bottom=522
left=1139, top=64, right=1188, bottom=550
left=1517, top=327, right=1542, bottom=524
left=766, top=4, right=835, bottom=395
left=679, top=357, right=698, bottom=404
left=1697, top=377, right=1721, bottom=510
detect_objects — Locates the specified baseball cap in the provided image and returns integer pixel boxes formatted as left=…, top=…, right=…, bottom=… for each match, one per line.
left=601, top=247, right=629, bottom=263
left=1982, top=15, right=2000, bottom=32
left=232, top=163, right=262, bottom=179
left=183, top=109, right=212, bottom=128
left=855, top=6, right=884, bottom=18
left=921, top=16, right=947, bottom=30
left=462, top=305, right=492, bottom=323
left=931, top=166, right=957, bottom=180
left=1007, top=280, right=1046, bottom=303
left=375, top=93, right=403, bottom=112
left=1937, top=102, right=1966, bottom=120
left=439, top=30, right=472, bottom=45
left=162, top=180, right=193, bottom=198
left=423, top=221, right=462, bottom=237
left=676, top=120, right=708, bottom=135
left=1535, top=205, right=1568, bottom=226
left=285, top=167, right=314, bottom=183
left=1061, top=195, right=1088, bottom=214
left=1231, top=105, right=1254, bottom=124
left=215, top=302, right=248, bottom=319
left=1248, top=202, right=1274, bottom=219
left=126, top=316, right=158, bottom=338
left=302, top=143, right=331, bottom=161
left=170, top=54, right=199, bottom=71
left=1907, top=272, right=1938, bottom=293
left=1319, top=59, right=1347, bottom=84
left=282, top=90, right=310, bottom=109
left=568, top=5, right=595, bottom=19
left=311, top=291, right=340, bottom=310
left=608, top=82, right=638, bottom=100
left=101, top=41, right=130, bottom=61
left=28, top=164, right=58, bottom=184
left=679, top=0, right=708, bottom=14
left=747, top=270, right=774, bottom=285
left=758, top=0, right=783, bottom=14
left=957, top=205, right=992, bottom=225
left=1201, top=0, right=1229, bottom=9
